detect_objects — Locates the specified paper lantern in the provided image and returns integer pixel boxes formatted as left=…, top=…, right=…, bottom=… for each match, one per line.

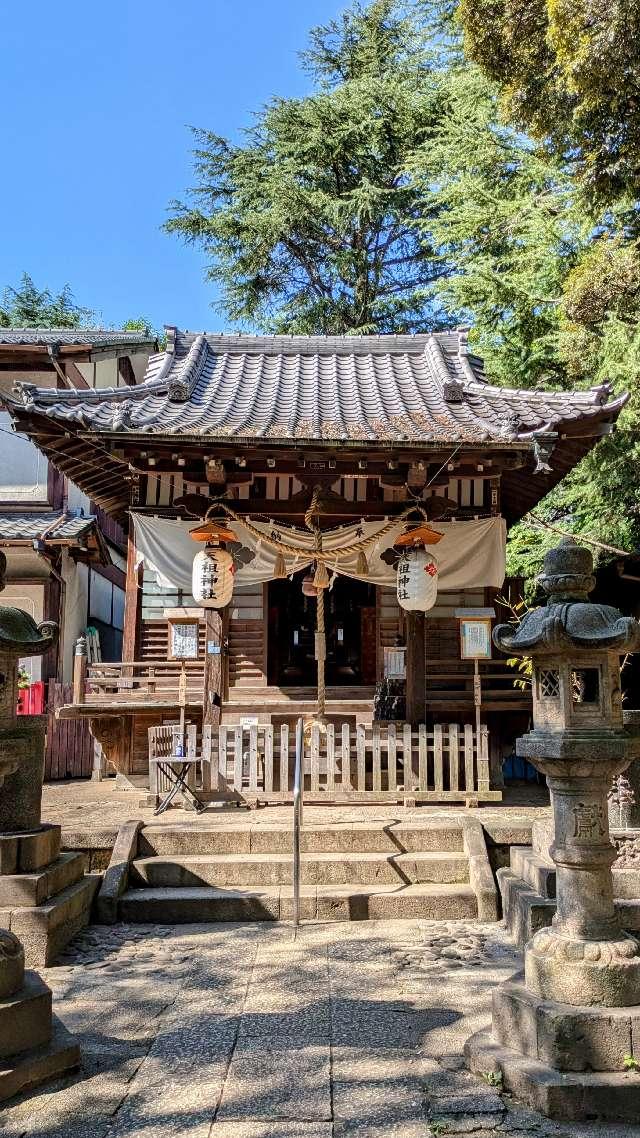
left=396, top=547, right=438, bottom=612
left=192, top=546, right=234, bottom=608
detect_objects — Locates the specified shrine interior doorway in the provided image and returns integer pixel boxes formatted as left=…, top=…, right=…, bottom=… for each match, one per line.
left=267, top=572, right=378, bottom=688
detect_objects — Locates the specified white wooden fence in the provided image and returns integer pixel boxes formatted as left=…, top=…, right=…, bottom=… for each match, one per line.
left=185, top=722, right=499, bottom=805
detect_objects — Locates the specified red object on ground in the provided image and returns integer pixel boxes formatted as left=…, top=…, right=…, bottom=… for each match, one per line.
left=17, top=682, right=45, bottom=715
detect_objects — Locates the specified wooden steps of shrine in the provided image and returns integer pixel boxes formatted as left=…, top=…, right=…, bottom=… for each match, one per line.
left=105, top=815, right=498, bottom=925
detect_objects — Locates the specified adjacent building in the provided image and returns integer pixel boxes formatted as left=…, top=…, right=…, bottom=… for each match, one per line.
left=0, top=329, right=156, bottom=694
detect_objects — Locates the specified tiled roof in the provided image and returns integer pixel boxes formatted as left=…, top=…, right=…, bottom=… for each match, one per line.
left=0, top=511, right=98, bottom=542
left=0, top=328, right=153, bottom=348
left=9, top=328, right=627, bottom=445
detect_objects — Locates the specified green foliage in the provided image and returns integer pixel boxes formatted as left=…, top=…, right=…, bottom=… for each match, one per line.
left=455, top=0, right=640, bottom=209
left=121, top=317, right=165, bottom=348
left=167, top=0, right=639, bottom=567
left=0, top=273, right=93, bottom=329
left=504, top=515, right=558, bottom=588
left=481, top=1069, right=504, bottom=1087
left=411, top=63, right=584, bottom=387
left=165, top=1, right=456, bottom=334
left=624, top=1053, right=640, bottom=1072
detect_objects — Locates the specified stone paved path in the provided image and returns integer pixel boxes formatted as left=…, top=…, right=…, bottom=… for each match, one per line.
left=1, top=920, right=637, bottom=1138
left=41, top=779, right=549, bottom=837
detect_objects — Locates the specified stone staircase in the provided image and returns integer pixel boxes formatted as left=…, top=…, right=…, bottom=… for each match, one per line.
left=100, top=817, right=498, bottom=924
left=500, top=818, right=640, bottom=949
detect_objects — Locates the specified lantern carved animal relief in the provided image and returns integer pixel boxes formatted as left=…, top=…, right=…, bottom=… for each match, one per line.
left=192, top=546, right=234, bottom=608
left=396, top=547, right=438, bottom=612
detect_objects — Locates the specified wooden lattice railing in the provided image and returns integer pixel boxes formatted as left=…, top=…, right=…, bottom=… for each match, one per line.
left=174, top=721, right=500, bottom=805
left=82, top=661, right=204, bottom=704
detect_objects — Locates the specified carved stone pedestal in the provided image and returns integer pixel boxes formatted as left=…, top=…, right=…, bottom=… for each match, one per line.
left=0, top=929, right=78, bottom=1103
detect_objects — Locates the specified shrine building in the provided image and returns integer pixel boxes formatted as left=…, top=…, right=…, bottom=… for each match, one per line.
left=4, top=327, right=626, bottom=804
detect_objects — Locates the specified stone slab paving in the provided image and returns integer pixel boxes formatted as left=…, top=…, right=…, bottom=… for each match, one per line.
left=41, top=779, right=549, bottom=839
left=1, top=920, right=637, bottom=1138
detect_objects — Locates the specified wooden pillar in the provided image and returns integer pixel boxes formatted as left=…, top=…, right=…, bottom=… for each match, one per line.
left=203, top=609, right=224, bottom=728
left=72, top=635, right=88, bottom=704
left=42, top=574, right=62, bottom=683
left=405, top=611, right=426, bottom=727
left=122, top=532, right=142, bottom=662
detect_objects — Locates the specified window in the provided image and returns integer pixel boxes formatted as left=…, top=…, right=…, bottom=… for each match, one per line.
left=538, top=669, right=560, bottom=700
left=571, top=668, right=600, bottom=705
left=141, top=568, right=195, bottom=620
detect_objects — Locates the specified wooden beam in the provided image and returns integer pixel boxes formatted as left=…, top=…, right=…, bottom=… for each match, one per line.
left=122, top=533, right=142, bottom=662
left=117, top=356, right=137, bottom=386
left=63, top=360, right=90, bottom=389
left=202, top=610, right=223, bottom=728
left=405, top=611, right=426, bottom=728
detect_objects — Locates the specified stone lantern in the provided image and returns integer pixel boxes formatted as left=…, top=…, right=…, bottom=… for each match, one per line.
left=466, top=539, right=640, bottom=1120
left=0, top=553, right=80, bottom=1100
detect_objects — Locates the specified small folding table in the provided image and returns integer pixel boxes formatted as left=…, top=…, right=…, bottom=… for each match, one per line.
left=151, top=756, right=207, bottom=815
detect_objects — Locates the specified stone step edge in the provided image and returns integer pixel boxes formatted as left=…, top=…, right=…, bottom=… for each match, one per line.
left=509, top=846, right=556, bottom=899
left=119, top=882, right=478, bottom=922
left=132, top=850, right=470, bottom=865
left=0, top=852, right=86, bottom=908
left=140, top=828, right=466, bottom=855
left=3, top=875, right=99, bottom=932
left=465, top=1028, right=640, bottom=1122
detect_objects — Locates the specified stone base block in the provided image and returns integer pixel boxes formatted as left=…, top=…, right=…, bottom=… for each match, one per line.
left=1, top=874, right=99, bottom=967
left=0, top=971, right=52, bottom=1059
left=0, top=824, right=61, bottom=875
left=0, top=1016, right=79, bottom=1103
left=465, top=1028, right=640, bottom=1122
left=492, top=980, right=640, bottom=1072
left=526, top=928, right=640, bottom=1006
left=0, top=852, right=84, bottom=907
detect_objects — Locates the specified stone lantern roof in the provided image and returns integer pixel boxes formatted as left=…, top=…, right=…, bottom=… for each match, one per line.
left=0, top=552, right=57, bottom=658
left=493, top=539, right=640, bottom=656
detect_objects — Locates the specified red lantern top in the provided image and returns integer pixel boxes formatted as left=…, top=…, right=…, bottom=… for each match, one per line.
left=189, top=520, right=237, bottom=544
left=394, top=524, right=443, bottom=549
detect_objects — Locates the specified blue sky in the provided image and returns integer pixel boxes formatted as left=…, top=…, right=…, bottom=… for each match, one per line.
left=0, top=1, right=346, bottom=333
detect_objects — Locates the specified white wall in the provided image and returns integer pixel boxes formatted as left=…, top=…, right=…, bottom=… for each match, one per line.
left=60, top=555, right=89, bottom=683
left=75, top=351, right=151, bottom=390
left=1, top=582, right=45, bottom=681
left=0, top=412, right=49, bottom=502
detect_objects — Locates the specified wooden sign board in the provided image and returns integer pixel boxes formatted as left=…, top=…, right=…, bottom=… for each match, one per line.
left=383, top=646, right=406, bottom=679
left=168, top=618, right=199, bottom=660
left=459, top=618, right=492, bottom=660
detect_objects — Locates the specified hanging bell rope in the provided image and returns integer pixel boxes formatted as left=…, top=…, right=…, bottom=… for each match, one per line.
left=304, top=486, right=328, bottom=720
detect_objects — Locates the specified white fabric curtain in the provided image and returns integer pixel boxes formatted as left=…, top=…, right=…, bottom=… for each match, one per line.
left=132, top=512, right=506, bottom=593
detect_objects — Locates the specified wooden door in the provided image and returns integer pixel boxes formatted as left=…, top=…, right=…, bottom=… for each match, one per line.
left=361, top=607, right=377, bottom=685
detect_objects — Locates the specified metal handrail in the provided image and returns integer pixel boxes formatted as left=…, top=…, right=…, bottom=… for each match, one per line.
left=292, top=716, right=304, bottom=936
